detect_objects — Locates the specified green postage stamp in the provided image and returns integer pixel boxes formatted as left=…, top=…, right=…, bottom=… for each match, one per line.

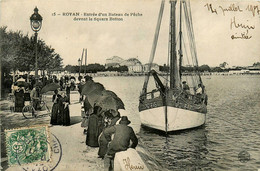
left=5, top=125, right=51, bottom=166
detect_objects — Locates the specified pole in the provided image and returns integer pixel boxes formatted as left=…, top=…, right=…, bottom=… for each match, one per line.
left=79, top=49, right=84, bottom=77
left=179, top=0, right=183, bottom=81
left=170, top=0, right=178, bottom=89
left=84, top=48, right=87, bottom=75
left=35, top=32, right=38, bottom=82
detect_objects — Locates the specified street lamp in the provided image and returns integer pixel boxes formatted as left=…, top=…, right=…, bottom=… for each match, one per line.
left=78, top=58, right=81, bottom=77
left=30, top=7, right=43, bottom=82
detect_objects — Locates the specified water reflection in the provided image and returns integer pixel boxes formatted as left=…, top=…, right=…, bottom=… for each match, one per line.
left=138, top=126, right=211, bottom=170
left=95, top=75, right=260, bottom=170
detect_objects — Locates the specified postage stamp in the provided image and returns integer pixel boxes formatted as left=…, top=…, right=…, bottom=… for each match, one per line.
left=5, top=125, right=51, bottom=166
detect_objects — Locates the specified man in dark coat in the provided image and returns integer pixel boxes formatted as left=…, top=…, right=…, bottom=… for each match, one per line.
left=98, top=112, right=121, bottom=159
left=103, top=116, right=138, bottom=171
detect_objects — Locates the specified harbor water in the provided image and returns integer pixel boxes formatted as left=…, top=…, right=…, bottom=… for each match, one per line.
left=95, top=75, right=260, bottom=170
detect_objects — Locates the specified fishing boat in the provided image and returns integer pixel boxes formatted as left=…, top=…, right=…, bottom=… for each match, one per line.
left=139, top=0, right=208, bottom=132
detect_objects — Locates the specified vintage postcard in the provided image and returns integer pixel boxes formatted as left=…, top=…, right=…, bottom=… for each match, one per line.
left=0, top=0, right=259, bottom=170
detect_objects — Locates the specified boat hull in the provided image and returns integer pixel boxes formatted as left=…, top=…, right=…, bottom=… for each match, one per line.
left=140, top=106, right=206, bottom=132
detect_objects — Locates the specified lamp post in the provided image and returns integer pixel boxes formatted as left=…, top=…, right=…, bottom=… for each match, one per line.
left=78, top=58, right=81, bottom=77
left=30, top=7, right=42, bottom=82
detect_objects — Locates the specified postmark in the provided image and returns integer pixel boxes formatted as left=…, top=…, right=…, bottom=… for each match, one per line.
left=22, top=133, right=62, bottom=171
left=5, top=125, right=51, bottom=166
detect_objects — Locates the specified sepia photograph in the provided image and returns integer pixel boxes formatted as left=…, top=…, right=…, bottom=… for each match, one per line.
left=0, top=0, right=259, bottom=170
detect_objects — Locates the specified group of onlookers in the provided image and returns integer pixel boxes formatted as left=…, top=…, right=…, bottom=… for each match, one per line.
left=8, top=74, right=74, bottom=116
left=82, top=97, right=138, bottom=171
left=7, top=74, right=139, bottom=170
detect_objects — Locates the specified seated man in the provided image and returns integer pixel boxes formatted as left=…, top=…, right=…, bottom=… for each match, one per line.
left=103, top=116, right=138, bottom=171
left=195, top=83, right=207, bottom=104
left=196, top=83, right=203, bottom=95
left=182, top=81, right=190, bottom=98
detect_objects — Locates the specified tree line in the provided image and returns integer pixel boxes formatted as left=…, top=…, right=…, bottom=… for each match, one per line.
left=0, top=26, right=63, bottom=77
left=64, top=63, right=228, bottom=73
left=159, top=64, right=231, bottom=73
left=64, top=64, right=128, bottom=73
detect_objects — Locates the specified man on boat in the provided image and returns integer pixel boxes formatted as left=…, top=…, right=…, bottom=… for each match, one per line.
left=103, top=116, right=138, bottom=171
left=182, top=81, right=190, bottom=98
left=196, top=83, right=203, bottom=95
left=195, top=83, right=208, bottom=105
left=182, top=81, right=190, bottom=92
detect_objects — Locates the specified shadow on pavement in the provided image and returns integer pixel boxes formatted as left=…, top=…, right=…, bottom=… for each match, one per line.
left=70, top=116, right=82, bottom=125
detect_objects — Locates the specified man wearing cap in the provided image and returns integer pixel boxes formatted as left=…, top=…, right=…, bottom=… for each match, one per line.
left=103, top=116, right=138, bottom=171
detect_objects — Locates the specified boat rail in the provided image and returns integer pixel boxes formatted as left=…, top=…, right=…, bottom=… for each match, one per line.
left=140, top=88, right=207, bottom=106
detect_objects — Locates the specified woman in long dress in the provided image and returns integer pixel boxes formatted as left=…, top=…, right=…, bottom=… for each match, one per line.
left=59, top=92, right=70, bottom=126
left=50, top=89, right=61, bottom=125
left=86, top=106, right=103, bottom=147
left=14, top=86, right=25, bottom=112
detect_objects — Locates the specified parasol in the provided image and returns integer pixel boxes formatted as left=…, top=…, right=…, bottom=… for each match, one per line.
left=86, top=89, right=104, bottom=107
left=101, top=90, right=125, bottom=109
left=94, top=96, right=125, bottom=116
left=40, top=83, right=60, bottom=94
left=16, top=81, right=30, bottom=88
left=81, top=81, right=105, bottom=96
left=17, top=78, right=26, bottom=82
left=101, top=90, right=118, bottom=97
left=87, top=90, right=125, bottom=110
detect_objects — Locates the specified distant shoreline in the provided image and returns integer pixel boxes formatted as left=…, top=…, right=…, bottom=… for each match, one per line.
left=84, top=72, right=260, bottom=78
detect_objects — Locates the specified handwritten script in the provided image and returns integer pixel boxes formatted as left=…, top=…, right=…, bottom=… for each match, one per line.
left=204, top=3, right=259, bottom=40
left=123, top=157, right=144, bottom=170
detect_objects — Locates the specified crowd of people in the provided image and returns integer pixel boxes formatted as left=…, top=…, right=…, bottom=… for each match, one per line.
left=5, top=74, right=139, bottom=170
left=83, top=105, right=138, bottom=171
left=81, top=94, right=138, bottom=170
left=4, top=74, right=77, bottom=113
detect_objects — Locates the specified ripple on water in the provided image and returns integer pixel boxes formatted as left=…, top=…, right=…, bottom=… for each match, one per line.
left=94, top=75, right=260, bottom=170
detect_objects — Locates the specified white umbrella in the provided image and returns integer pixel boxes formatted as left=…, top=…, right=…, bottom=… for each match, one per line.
left=17, top=78, right=26, bottom=82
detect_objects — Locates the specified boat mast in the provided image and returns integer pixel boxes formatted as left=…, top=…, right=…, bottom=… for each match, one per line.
left=141, top=0, right=165, bottom=95
left=170, top=0, right=180, bottom=89
left=179, top=0, right=183, bottom=80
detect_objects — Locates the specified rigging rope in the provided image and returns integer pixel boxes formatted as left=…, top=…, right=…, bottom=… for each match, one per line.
left=183, top=0, right=202, bottom=87
left=186, top=0, right=200, bottom=86
left=142, top=0, right=165, bottom=94
left=182, top=37, right=197, bottom=89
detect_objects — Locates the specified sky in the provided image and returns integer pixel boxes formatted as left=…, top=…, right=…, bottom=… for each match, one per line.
left=0, top=0, right=259, bottom=67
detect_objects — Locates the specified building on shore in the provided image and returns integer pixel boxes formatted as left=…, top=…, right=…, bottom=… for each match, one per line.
left=120, top=58, right=143, bottom=73
left=143, top=63, right=160, bottom=73
left=105, top=56, right=161, bottom=73
left=105, top=56, right=124, bottom=68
